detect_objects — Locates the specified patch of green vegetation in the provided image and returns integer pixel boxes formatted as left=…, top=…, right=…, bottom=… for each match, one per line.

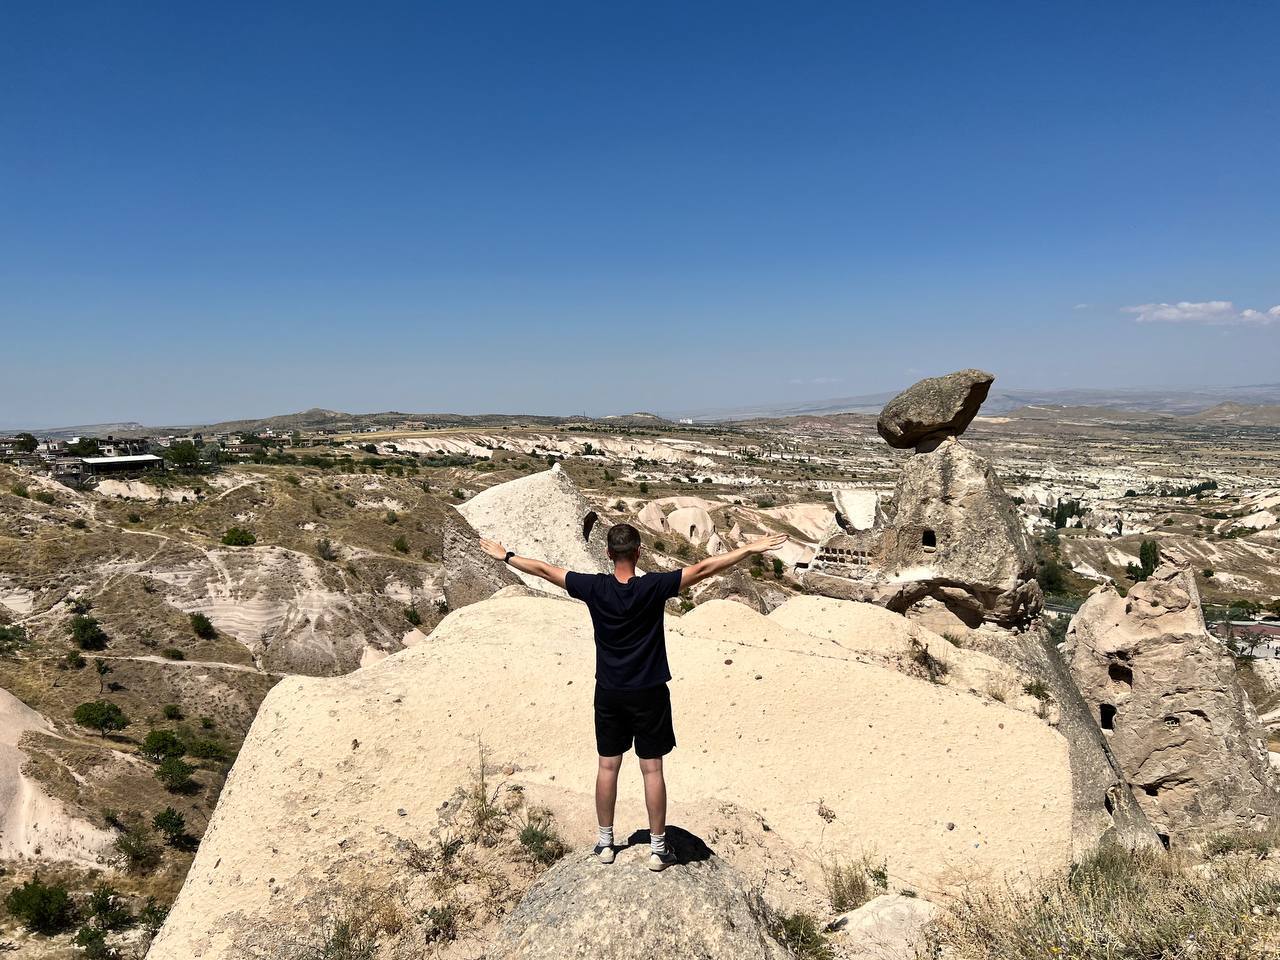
left=4, top=876, right=75, bottom=933
left=221, top=526, right=257, bottom=546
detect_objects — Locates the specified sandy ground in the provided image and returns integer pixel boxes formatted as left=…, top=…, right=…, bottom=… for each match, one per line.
left=149, top=592, right=1071, bottom=959
left=0, top=687, right=114, bottom=865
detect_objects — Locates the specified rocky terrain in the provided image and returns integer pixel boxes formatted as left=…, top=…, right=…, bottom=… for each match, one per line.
left=1, top=373, right=1279, bottom=958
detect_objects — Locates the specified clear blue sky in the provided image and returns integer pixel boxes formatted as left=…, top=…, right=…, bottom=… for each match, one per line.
left=2, top=1, right=1278, bottom=427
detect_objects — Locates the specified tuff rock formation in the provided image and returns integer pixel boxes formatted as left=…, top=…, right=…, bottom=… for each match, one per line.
left=489, top=837, right=787, bottom=960
left=877, top=368, right=994, bottom=450
left=1065, top=562, right=1280, bottom=843
left=441, top=514, right=521, bottom=610
left=458, top=463, right=611, bottom=594
left=807, top=371, right=1041, bottom=627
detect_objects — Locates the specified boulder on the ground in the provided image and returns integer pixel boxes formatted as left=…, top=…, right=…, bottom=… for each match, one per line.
left=441, top=514, right=521, bottom=610
left=1065, top=563, right=1280, bottom=843
left=489, top=834, right=787, bottom=960
left=829, top=893, right=940, bottom=960
left=876, top=369, right=994, bottom=450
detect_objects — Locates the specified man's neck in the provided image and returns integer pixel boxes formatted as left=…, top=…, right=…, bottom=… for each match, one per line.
left=612, top=563, right=637, bottom=584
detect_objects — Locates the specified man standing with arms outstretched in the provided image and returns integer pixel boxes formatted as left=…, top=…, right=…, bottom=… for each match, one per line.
left=480, top=523, right=787, bottom=870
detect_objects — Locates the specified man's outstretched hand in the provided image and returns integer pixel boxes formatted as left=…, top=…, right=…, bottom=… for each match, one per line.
left=746, top=533, right=789, bottom=554
left=479, top=538, right=508, bottom=561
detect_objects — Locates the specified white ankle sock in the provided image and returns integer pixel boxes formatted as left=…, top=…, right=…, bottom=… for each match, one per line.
left=598, top=825, right=614, bottom=848
left=650, top=831, right=667, bottom=855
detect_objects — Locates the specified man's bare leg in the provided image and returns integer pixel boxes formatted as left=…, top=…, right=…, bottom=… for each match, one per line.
left=595, top=755, right=622, bottom=862
left=638, top=756, right=666, bottom=835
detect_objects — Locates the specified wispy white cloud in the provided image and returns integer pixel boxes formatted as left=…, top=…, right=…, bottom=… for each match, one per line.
left=1123, top=301, right=1280, bottom=326
left=1073, top=303, right=1090, bottom=310
left=788, top=376, right=843, bottom=385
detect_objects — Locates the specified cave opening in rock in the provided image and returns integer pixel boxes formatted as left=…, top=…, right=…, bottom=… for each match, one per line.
left=1100, top=703, right=1117, bottom=731
left=922, top=529, right=937, bottom=552
left=582, top=511, right=598, bottom=543
left=1108, top=661, right=1133, bottom=688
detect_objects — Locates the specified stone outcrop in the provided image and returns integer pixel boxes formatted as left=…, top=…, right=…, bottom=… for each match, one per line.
left=441, top=514, right=521, bottom=610
left=877, top=368, right=994, bottom=450
left=458, top=463, right=611, bottom=594
left=148, top=592, right=1074, bottom=959
left=1065, top=563, right=1280, bottom=843
left=489, top=838, right=787, bottom=960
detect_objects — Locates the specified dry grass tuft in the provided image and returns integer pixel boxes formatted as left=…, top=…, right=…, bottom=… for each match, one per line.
left=926, top=842, right=1280, bottom=960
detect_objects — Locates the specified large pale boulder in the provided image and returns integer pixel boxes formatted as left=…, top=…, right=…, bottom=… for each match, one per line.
left=489, top=838, right=787, bottom=960
left=1065, top=563, right=1280, bottom=843
left=877, top=369, right=994, bottom=450
left=148, top=593, right=1073, bottom=958
left=458, top=464, right=610, bottom=593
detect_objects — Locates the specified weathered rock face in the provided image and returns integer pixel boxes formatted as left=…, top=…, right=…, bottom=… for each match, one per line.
left=489, top=838, right=788, bottom=960
left=807, top=441, right=1042, bottom=627
left=458, top=463, right=611, bottom=594
left=441, top=515, right=521, bottom=610
left=877, top=368, right=994, bottom=450
left=1065, top=563, right=1280, bottom=842
left=692, top=567, right=770, bottom=613
left=879, top=440, right=1042, bottom=626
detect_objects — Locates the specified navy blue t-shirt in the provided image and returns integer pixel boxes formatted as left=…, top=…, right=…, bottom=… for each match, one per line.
left=565, top=569, right=683, bottom=690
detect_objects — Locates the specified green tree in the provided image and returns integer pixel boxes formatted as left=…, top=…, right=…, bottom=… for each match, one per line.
left=70, top=614, right=109, bottom=650
left=4, top=877, right=75, bottom=933
left=164, top=440, right=201, bottom=469
left=155, top=756, right=197, bottom=792
left=67, top=437, right=101, bottom=456
left=85, top=884, right=133, bottom=930
left=152, top=807, right=187, bottom=846
left=392, top=534, right=410, bottom=553
left=1139, top=539, right=1160, bottom=578
left=14, top=432, right=38, bottom=453
left=0, top=623, right=27, bottom=655
left=189, top=612, right=216, bottom=639
left=74, top=700, right=129, bottom=736
left=140, top=729, right=186, bottom=762
left=221, top=526, right=256, bottom=546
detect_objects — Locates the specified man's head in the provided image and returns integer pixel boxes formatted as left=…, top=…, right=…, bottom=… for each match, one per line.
left=606, top=523, right=642, bottom=565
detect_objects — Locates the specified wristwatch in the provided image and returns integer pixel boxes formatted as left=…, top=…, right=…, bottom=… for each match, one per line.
left=504, top=551, right=516, bottom=564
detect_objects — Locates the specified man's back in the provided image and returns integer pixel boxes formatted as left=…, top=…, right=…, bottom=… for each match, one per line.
left=565, top=569, right=682, bottom=690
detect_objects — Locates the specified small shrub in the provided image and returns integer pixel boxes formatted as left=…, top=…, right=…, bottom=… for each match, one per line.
left=64, top=649, right=87, bottom=669
left=34, top=490, right=57, bottom=505
left=113, top=821, right=161, bottom=873
left=199, top=715, right=215, bottom=729
left=424, top=902, right=462, bottom=944
left=70, top=614, right=109, bottom=650
left=518, top=807, right=568, bottom=865
left=1022, top=678, right=1051, bottom=701
left=161, top=647, right=186, bottom=661
left=638, top=481, right=648, bottom=494
left=221, top=526, right=256, bottom=546
left=127, top=511, right=142, bottom=523
left=451, top=488, right=465, bottom=500
left=189, top=612, right=216, bottom=639
left=152, top=807, right=187, bottom=846
left=155, top=756, right=197, bottom=793
left=140, top=729, right=186, bottom=762
left=908, top=638, right=948, bottom=683
left=942, top=631, right=965, bottom=648
left=186, top=736, right=227, bottom=761
left=72, top=925, right=117, bottom=959
left=405, top=606, right=422, bottom=627
left=70, top=516, right=88, bottom=529
left=85, top=884, right=133, bottom=930
left=0, top=623, right=27, bottom=655
left=655, top=539, right=667, bottom=552
left=4, top=877, right=75, bottom=933
left=1203, top=831, right=1273, bottom=859
left=316, top=537, right=338, bottom=561
left=10, top=482, right=29, bottom=498
left=772, top=556, right=784, bottom=579
left=392, top=535, right=410, bottom=554
left=770, top=912, right=831, bottom=959
left=162, top=703, right=183, bottom=720
left=74, top=700, right=129, bottom=736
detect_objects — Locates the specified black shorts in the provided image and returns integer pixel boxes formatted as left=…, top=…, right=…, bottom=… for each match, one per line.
left=594, top=682, right=676, bottom=759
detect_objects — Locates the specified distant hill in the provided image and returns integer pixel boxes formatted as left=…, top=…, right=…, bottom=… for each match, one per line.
left=1186, top=402, right=1280, bottom=427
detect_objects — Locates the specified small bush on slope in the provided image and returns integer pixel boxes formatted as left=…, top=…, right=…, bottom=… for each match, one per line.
left=926, top=842, right=1280, bottom=960
left=4, top=877, right=75, bottom=933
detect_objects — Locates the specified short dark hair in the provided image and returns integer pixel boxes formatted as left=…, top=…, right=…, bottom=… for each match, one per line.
left=606, top=523, right=641, bottom=561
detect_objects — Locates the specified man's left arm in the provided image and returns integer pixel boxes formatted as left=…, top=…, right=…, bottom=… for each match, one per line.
left=479, top=538, right=569, bottom=590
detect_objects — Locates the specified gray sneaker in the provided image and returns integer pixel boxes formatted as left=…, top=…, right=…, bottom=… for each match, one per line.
left=648, top=846, right=677, bottom=871
left=593, top=843, right=616, bottom=864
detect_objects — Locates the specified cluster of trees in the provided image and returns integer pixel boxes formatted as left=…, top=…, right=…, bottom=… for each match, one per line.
left=1125, top=540, right=1161, bottom=583
left=1042, top=498, right=1086, bottom=529
left=4, top=876, right=167, bottom=954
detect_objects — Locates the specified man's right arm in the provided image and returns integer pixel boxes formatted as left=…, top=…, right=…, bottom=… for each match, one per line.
left=679, top=533, right=789, bottom=590
left=478, top=538, right=569, bottom=590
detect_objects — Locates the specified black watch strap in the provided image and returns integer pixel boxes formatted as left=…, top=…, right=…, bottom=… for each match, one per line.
left=504, top=551, right=516, bottom=564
